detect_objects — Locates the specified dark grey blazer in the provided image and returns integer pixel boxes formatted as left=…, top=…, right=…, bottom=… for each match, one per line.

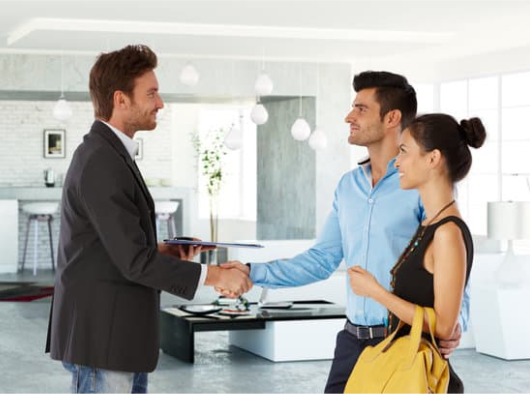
left=46, top=121, right=201, bottom=373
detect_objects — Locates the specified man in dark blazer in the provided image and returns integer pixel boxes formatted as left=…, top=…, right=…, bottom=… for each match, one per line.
left=46, top=45, right=252, bottom=393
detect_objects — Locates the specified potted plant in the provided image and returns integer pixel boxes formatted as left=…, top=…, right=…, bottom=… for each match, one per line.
left=191, top=128, right=227, bottom=264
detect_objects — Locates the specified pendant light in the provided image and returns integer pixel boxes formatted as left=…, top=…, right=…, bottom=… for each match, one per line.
left=180, top=63, right=200, bottom=87
left=224, top=111, right=244, bottom=150
left=53, top=51, right=72, bottom=122
left=291, top=69, right=311, bottom=141
left=250, top=100, right=268, bottom=125
left=308, top=128, right=328, bottom=150
left=291, top=117, right=311, bottom=141
left=255, top=73, right=274, bottom=96
left=308, top=63, right=328, bottom=150
left=254, top=50, right=274, bottom=96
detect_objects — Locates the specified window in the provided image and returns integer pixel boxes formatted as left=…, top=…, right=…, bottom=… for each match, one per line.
left=414, top=82, right=435, bottom=114
left=438, top=73, right=530, bottom=252
left=197, top=106, right=257, bottom=220
left=440, top=77, right=500, bottom=235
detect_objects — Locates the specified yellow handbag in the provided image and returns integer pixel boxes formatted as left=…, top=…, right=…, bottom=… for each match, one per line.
left=344, top=306, right=449, bottom=393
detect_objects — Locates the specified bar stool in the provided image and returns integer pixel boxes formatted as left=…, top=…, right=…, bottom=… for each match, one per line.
left=21, top=202, right=58, bottom=275
left=155, top=201, right=179, bottom=240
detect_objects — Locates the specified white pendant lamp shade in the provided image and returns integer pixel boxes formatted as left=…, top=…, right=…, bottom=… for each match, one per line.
left=308, top=128, right=328, bottom=150
left=291, top=118, right=311, bottom=141
left=53, top=96, right=72, bottom=122
left=250, top=103, right=268, bottom=125
left=180, top=64, right=200, bottom=87
left=255, top=73, right=274, bottom=96
left=224, top=124, right=243, bottom=150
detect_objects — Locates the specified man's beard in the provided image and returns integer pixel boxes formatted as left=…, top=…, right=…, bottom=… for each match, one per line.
left=128, top=110, right=157, bottom=132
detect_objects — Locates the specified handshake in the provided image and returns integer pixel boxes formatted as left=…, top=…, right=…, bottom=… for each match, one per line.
left=206, top=261, right=253, bottom=299
left=157, top=239, right=253, bottom=298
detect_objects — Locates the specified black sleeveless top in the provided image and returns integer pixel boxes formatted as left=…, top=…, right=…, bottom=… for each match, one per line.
left=390, top=216, right=473, bottom=334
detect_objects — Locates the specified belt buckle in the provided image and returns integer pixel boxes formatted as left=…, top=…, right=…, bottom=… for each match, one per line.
left=368, top=326, right=374, bottom=339
left=356, top=326, right=369, bottom=340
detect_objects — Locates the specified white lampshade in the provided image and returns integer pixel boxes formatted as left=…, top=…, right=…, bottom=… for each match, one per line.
left=180, top=64, right=200, bottom=87
left=291, top=118, right=311, bottom=141
left=224, top=124, right=243, bottom=150
left=308, top=128, right=328, bottom=150
left=487, top=201, right=530, bottom=240
left=255, top=73, right=274, bottom=96
left=488, top=201, right=530, bottom=287
left=53, top=96, right=72, bottom=122
left=250, top=103, right=268, bottom=125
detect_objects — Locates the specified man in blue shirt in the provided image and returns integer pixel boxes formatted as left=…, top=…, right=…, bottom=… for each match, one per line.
left=222, top=71, right=467, bottom=393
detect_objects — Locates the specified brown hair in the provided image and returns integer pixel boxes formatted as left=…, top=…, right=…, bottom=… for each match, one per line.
left=353, top=71, right=417, bottom=129
left=408, top=114, right=487, bottom=183
left=89, top=44, right=158, bottom=120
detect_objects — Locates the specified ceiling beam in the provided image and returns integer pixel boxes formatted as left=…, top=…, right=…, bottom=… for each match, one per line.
left=7, top=17, right=454, bottom=47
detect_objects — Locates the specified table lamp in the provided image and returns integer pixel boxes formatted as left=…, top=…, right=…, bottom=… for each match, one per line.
left=487, top=201, right=530, bottom=286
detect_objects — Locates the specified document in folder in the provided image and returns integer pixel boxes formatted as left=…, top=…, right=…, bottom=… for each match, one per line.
left=164, top=238, right=264, bottom=249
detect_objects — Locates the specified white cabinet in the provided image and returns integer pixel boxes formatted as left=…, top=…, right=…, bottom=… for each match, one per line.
left=0, top=200, right=18, bottom=273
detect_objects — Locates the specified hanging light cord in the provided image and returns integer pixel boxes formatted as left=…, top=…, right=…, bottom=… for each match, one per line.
left=298, top=69, right=303, bottom=117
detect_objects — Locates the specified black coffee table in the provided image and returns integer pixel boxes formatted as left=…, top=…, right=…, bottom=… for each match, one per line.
left=159, top=300, right=345, bottom=363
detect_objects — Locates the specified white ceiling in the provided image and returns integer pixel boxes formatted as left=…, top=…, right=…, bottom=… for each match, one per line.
left=0, top=0, right=529, bottom=63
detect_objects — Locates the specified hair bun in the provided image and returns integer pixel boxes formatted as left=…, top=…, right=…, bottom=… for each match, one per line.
left=459, top=117, right=486, bottom=148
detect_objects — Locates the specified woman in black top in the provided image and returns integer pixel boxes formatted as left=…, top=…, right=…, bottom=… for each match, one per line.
left=348, top=113, right=487, bottom=393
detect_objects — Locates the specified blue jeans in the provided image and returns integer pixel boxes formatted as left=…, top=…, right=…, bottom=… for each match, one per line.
left=62, top=362, right=148, bottom=393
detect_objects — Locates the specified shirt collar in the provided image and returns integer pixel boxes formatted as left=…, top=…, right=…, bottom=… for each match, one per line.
left=358, top=156, right=398, bottom=182
left=99, top=120, right=139, bottom=161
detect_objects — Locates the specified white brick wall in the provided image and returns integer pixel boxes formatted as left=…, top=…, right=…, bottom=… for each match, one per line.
left=0, top=100, right=172, bottom=186
left=0, top=99, right=173, bottom=269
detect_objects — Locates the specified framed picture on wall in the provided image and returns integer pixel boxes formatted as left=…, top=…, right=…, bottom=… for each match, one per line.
left=135, top=138, right=143, bottom=161
left=43, top=129, right=66, bottom=158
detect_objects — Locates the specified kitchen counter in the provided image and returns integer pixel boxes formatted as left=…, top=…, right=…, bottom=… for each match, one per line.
left=0, top=200, right=18, bottom=273
left=0, top=187, right=193, bottom=273
left=0, top=186, right=191, bottom=202
left=0, top=187, right=191, bottom=230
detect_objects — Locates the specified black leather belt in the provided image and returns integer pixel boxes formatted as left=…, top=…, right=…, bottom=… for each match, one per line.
left=345, top=320, right=386, bottom=339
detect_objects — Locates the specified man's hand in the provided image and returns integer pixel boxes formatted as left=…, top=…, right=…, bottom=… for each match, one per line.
left=158, top=237, right=216, bottom=261
left=438, top=323, right=461, bottom=359
left=216, top=261, right=250, bottom=297
left=158, top=242, right=202, bottom=260
left=205, top=266, right=253, bottom=298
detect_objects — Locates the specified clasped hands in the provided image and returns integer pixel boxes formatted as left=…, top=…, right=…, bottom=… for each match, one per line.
left=213, top=260, right=252, bottom=299
left=159, top=240, right=252, bottom=299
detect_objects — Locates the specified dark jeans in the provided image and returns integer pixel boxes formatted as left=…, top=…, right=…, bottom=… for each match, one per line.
left=324, top=329, right=383, bottom=393
left=324, top=329, right=464, bottom=393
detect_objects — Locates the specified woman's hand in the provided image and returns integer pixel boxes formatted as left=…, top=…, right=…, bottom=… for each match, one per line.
left=348, top=266, right=383, bottom=298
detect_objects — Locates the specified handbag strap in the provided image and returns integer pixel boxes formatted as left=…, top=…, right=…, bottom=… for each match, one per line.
left=424, top=307, right=444, bottom=356
left=377, top=306, right=442, bottom=362
left=407, top=305, right=425, bottom=358
left=406, top=306, right=444, bottom=365
left=376, top=307, right=423, bottom=356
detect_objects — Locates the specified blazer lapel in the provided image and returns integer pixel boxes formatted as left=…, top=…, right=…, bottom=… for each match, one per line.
left=89, top=121, right=156, bottom=216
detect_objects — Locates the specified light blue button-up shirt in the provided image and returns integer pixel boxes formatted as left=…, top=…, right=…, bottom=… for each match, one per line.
left=250, top=157, right=470, bottom=329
